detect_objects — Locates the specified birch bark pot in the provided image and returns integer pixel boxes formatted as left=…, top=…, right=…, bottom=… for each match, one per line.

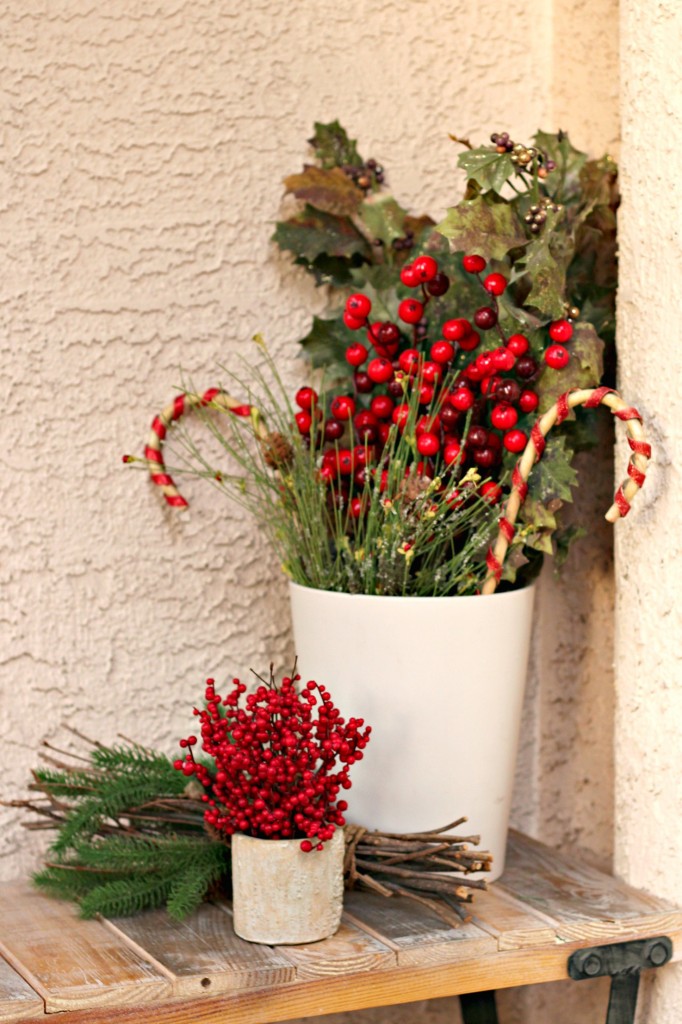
left=289, top=582, right=536, bottom=879
left=231, top=829, right=345, bottom=944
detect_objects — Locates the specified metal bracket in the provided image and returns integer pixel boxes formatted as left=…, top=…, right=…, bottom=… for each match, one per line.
left=459, top=990, right=498, bottom=1024
left=568, top=937, right=673, bottom=1024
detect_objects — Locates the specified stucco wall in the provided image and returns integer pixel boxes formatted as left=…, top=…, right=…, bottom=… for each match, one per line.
left=0, top=1, right=655, bottom=1022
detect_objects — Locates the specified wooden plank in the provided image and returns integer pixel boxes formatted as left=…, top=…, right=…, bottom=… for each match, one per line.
left=343, top=890, right=496, bottom=965
left=102, top=901, right=296, bottom=998
left=0, top=883, right=171, bottom=1012
left=0, top=956, right=44, bottom=1023
left=500, top=831, right=682, bottom=941
left=465, top=885, right=560, bottom=950
left=276, top=916, right=396, bottom=979
left=32, top=923, right=682, bottom=1024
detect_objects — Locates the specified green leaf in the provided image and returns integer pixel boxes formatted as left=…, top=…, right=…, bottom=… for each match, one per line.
left=283, top=166, right=364, bottom=217
left=526, top=435, right=579, bottom=504
left=538, top=321, right=605, bottom=411
left=458, top=147, right=515, bottom=194
left=554, top=524, right=587, bottom=567
left=516, top=210, right=573, bottom=318
left=299, top=315, right=350, bottom=378
left=436, top=196, right=526, bottom=261
left=310, top=120, right=362, bottom=170
left=357, top=195, right=407, bottom=248
left=273, top=206, right=370, bottom=264
left=533, top=130, right=588, bottom=205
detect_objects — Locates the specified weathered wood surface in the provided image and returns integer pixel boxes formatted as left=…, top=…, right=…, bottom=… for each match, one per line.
left=0, top=883, right=170, bottom=1012
left=2, top=832, right=681, bottom=1024
left=102, top=902, right=296, bottom=998
left=500, top=830, right=681, bottom=941
left=0, top=956, right=43, bottom=1023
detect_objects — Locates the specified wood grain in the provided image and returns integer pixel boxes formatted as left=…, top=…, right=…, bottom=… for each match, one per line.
left=0, top=956, right=44, bottom=1023
left=464, top=885, right=559, bottom=950
left=18, top=926, right=682, bottom=1024
left=500, top=831, right=682, bottom=941
left=0, top=883, right=170, bottom=1012
left=102, top=902, right=296, bottom=998
left=276, top=918, right=396, bottom=979
left=343, top=890, right=496, bottom=965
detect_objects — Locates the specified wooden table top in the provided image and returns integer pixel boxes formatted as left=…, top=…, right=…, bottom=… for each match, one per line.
left=1, top=831, right=680, bottom=1024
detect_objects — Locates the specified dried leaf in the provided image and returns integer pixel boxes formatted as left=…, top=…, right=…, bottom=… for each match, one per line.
left=283, top=165, right=364, bottom=217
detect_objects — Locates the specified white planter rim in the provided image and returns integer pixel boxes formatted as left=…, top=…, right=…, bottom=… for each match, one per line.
left=289, top=580, right=535, bottom=604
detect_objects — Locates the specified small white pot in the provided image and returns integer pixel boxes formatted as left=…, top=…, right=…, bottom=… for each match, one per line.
left=231, top=829, right=345, bottom=944
left=289, top=582, right=535, bottom=879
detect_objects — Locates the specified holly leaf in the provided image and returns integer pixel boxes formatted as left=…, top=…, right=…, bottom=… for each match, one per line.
left=554, top=524, right=587, bottom=567
left=436, top=196, right=526, bottom=261
left=283, top=166, right=364, bottom=217
left=298, top=315, right=349, bottom=378
left=538, top=321, right=605, bottom=411
left=516, top=210, right=573, bottom=319
left=273, top=205, right=370, bottom=263
left=357, top=195, right=407, bottom=248
left=294, top=253, right=363, bottom=288
left=309, top=121, right=362, bottom=170
left=534, top=131, right=587, bottom=205
left=458, top=147, right=515, bottom=194
left=526, top=435, right=579, bottom=504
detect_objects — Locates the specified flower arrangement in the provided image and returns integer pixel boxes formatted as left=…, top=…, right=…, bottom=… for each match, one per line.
left=176, top=669, right=371, bottom=850
left=132, top=122, right=620, bottom=595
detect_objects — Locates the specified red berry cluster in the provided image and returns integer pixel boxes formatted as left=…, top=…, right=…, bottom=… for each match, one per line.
left=290, top=252, right=578, bottom=512
left=175, top=674, right=371, bottom=851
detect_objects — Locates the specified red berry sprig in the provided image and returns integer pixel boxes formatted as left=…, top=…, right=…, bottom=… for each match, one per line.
left=176, top=673, right=371, bottom=852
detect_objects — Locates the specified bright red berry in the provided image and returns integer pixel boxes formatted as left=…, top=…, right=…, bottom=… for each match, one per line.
left=417, top=432, right=440, bottom=457
left=492, top=347, right=515, bottom=371
left=336, top=449, right=354, bottom=475
left=430, top=340, right=455, bottom=364
left=548, top=319, right=573, bottom=342
left=343, top=311, right=365, bottom=331
left=503, top=429, right=528, bottom=453
left=416, top=414, right=441, bottom=437
left=392, top=403, right=410, bottom=431
left=519, top=389, right=539, bottom=413
left=345, top=342, right=368, bottom=367
left=370, top=394, right=394, bottom=419
left=300, top=840, right=314, bottom=852
left=346, top=293, right=372, bottom=319
left=443, top=439, right=463, bottom=465
left=443, top=318, right=472, bottom=342
left=491, top=404, right=518, bottom=430
left=421, top=360, right=443, bottom=385
left=330, top=395, right=356, bottom=420
left=398, top=298, right=424, bottom=324
left=354, top=410, right=379, bottom=443
left=544, top=344, right=570, bottom=369
left=450, top=387, right=475, bottom=411
left=296, top=387, right=318, bottom=411
left=400, top=264, right=420, bottom=287
left=484, top=273, right=507, bottom=296
left=398, top=348, right=421, bottom=375
left=481, top=481, right=502, bottom=503
left=418, top=383, right=434, bottom=405
left=463, top=254, right=487, bottom=274
left=295, top=411, right=312, bottom=435
left=349, top=497, right=364, bottom=519
left=458, top=330, right=481, bottom=352
left=367, top=357, right=394, bottom=384
left=506, top=333, right=529, bottom=356
left=412, top=255, right=439, bottom=282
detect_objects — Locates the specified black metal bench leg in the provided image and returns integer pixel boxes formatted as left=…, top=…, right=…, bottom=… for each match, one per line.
left=459, top=990, right=499, bottom=1024
left=606, top=973, right=640, bottom=1024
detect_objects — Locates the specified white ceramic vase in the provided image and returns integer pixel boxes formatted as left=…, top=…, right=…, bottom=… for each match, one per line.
left=231, top=829, right=345, bottom=944
left=289, top=582, right=535, bottom=879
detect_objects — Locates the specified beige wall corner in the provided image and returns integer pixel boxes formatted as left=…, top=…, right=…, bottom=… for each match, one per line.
left=615, top=1, right=682, bottom=1020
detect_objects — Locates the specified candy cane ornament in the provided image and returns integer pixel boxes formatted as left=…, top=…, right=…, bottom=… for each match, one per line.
left=144, top=388, right=267, bottom=508
left=482, top=386, right=651, bottom=595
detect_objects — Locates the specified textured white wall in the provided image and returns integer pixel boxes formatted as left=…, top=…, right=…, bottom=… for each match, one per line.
left=615, top=2, right=682, bottom=1021
left=0, top=2, right=645, bottom=1022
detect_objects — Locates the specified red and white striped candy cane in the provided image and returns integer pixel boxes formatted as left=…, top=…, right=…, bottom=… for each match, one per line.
left=144, top=387, right=265, bottom=508
left=482, top=386, right=651, bottom=595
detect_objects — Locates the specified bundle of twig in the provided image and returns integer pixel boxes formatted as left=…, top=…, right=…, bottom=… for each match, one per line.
left=344, top=819, right=492, bottom=923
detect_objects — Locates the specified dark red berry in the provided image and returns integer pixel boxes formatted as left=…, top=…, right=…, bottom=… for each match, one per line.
left=440, top=404, right=459, bottom=429
left=324, top=418, right=344, bottom=442
left=515, top=356, right=538, bottom=379
left=496, top=379, right=521, bottom=403
left=474, top=307, right=498, bottom=331
left=467, top=426, right=488, bottom=448
left=354, top=372, right=374, bottom=394
left=473, top=446, right=497, bottom=468
left=426, top=272, right=450, bottom=296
